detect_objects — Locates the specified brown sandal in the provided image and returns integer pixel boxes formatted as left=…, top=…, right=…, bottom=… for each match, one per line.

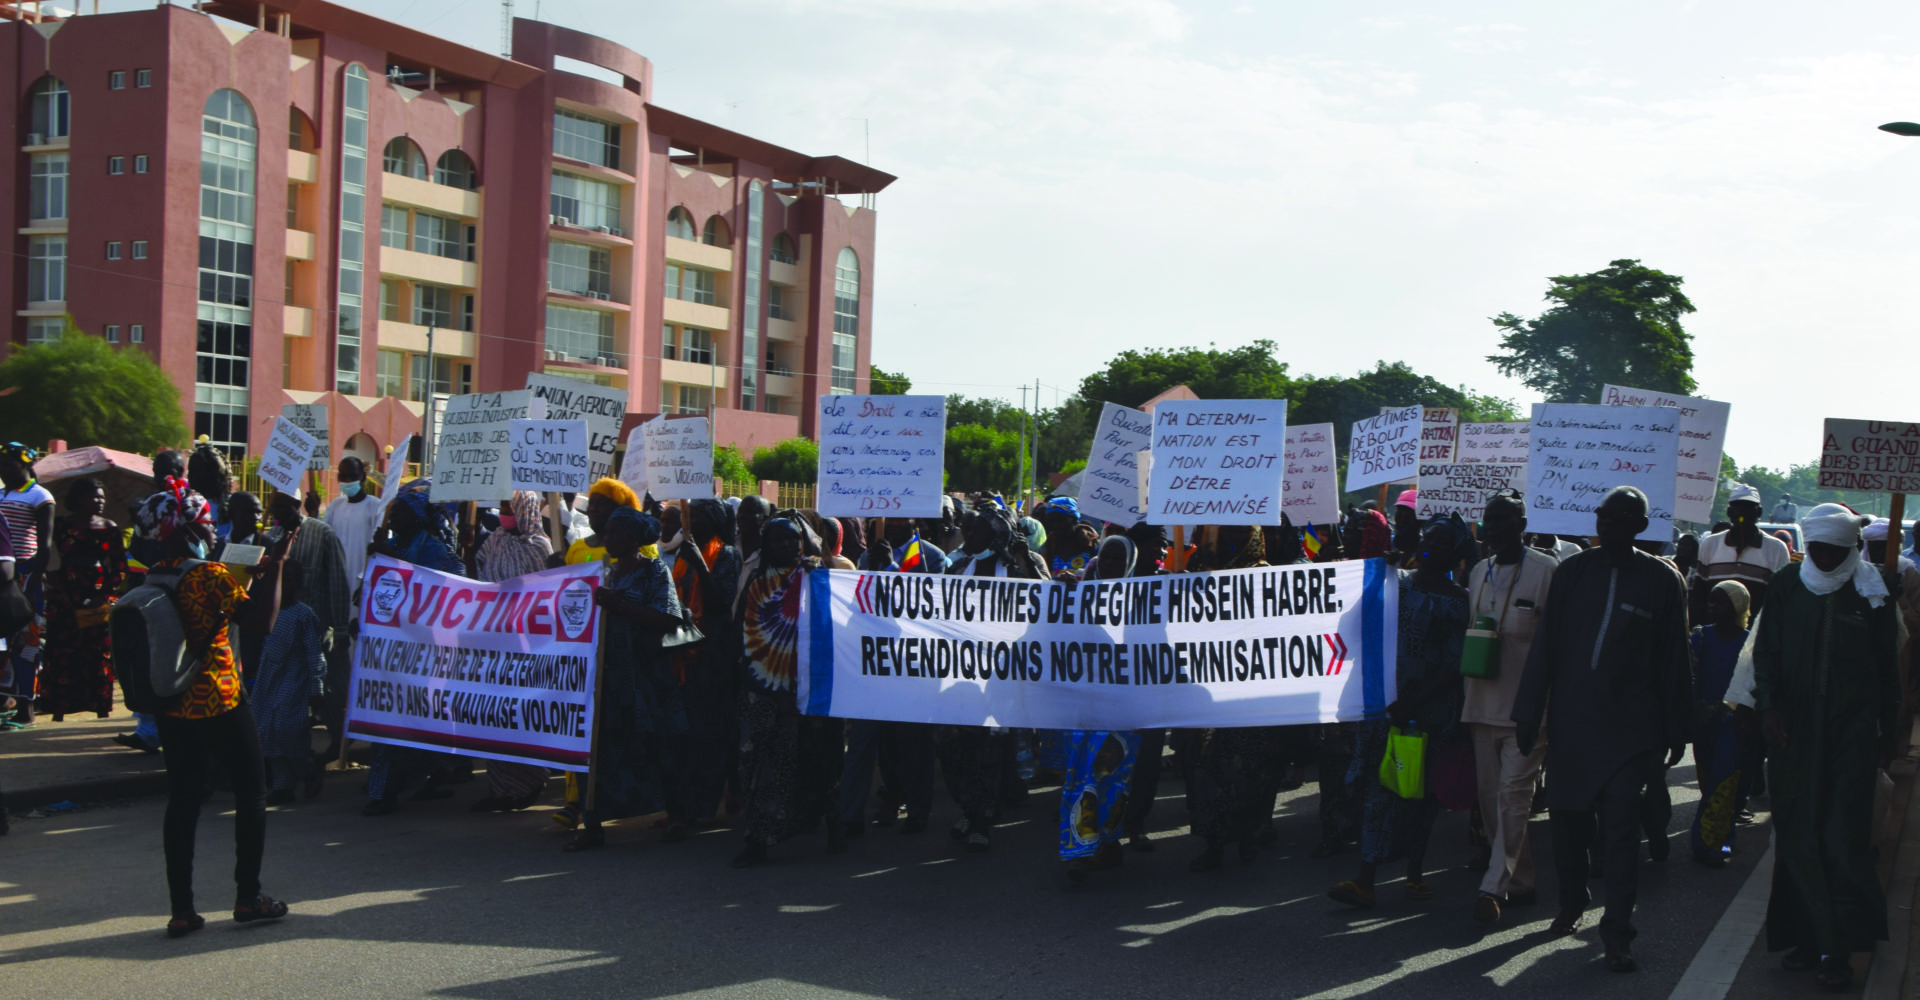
left=1328, top=880, right=1377, bottom=909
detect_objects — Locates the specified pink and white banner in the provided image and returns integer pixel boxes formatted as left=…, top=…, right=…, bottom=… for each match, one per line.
left=345, top=556, right=603, bottom=770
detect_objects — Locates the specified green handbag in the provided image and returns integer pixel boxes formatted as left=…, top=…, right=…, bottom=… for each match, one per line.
left=1378, top=725, right=1427, bottom=799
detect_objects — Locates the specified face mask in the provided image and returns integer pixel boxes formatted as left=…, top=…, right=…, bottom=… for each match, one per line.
left=341, top=480, right=362, bottom=498
left=498, top=514, right=517, bottom=531
left=187, top=536, right=210, bottom=559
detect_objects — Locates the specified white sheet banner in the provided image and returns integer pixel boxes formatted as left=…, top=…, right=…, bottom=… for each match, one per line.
left=1079, top=402, right=1151, bottom=526
left=1526, top=403, right=1680, bottom=542
left=1146, top=398, right=1288, bottom=525
left=1458, top=421, right=1530, bottom=465
left=1282, top=422, right=1340, bottom=526
left=345, top=557, right=603, bottom=770
left=795, top=561, right=1398, bottom=730
left=1346, top=405, right=1422, bottom=492
left=1599, top=384, right=1730, bottom=524
left=817, top=394, right=947, bottom=517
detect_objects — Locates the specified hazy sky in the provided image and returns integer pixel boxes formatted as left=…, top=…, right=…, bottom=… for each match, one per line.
left=184, top=1, right=1920, bottom=471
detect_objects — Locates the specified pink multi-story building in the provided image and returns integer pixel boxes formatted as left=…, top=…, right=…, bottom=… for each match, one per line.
left=0, top=0, right=892, bottom=465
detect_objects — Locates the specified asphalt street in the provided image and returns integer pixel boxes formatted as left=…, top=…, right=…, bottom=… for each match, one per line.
left=0, top=754, right=1779, bottom=999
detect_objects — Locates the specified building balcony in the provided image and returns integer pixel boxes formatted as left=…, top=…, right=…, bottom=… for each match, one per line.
left=379, top=318, right=477, bottom=357
left=551, top=156, right=634, bottom=188
left=17, top=299, right=64, bottom=317
left=769, top=260, right=801, bottom=286
left=21, top=135, right=69, bottom=153
left=661, top=357, right=729, bottom=390
left=18, top=220, right=66, bottom=236
left=766, top=316, right=800, bottom=343
left=382, top=172, right=481, bottom=219
left=288, top=150, right=318, bottom=184
left=547, top=219, right=632, bottom=248
left=764, top=372, right=798, bottom=398
left=286, top=229, right=316, bottom=261
left=380, top=246, right=477, bottom=288
left=546, top=287, right=630, bottom=312
left=664, top=235, right=732, bottom=272
left=284, top=304, right=313, bottom=337
left=544, top=347, right=628, bottom=371
left=663, top=296, right=729, bottom=331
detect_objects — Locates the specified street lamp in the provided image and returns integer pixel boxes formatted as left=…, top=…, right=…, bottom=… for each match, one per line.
left=1880, top=122, right=1920, bottom=136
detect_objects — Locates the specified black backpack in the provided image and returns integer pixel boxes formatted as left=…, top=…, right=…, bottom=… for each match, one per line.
left=111, top=560, right=204, bottom=715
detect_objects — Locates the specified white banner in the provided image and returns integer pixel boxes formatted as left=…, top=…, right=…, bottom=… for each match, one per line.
left=817, top=394, right=947, bottom=517
left=1417, top=463, right=1524, bottom=522
left=1458, top=421, right=1530, bottom=465
left=526, top=373, right=629, bottom=483
left=1146, top=399, right=1288, bottom=525
left=642, top=415, right=715, bottom=501
left=1282, top=422, right=1340, bottom=526
left=1599, top=385, right=1730, bottom=524
left=795, top=561, right=1397, bottom=730
left=1818, top=418, right=1920, bottom=494
left=1346, top=405, right=1422, bottom=492
left=1526, top=403, right=1679, bottom=541
left=259, top=417, right=318, bottom=498
left=1079, top=402, right=1151, bottom=527
left=281, top=403, right=329, bottom=471
left=432, top=391, right=548, bottom=502
left=509, top=418, right=591, bottom=494
left=345, top=557, right=603, bottom=770
left=386, top=434, right=415, bottom=479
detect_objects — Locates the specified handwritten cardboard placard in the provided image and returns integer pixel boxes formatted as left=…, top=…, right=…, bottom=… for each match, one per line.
left=642, top=415, right=715, bottom=501
left=259, top=417, right=318, bottom=499
left=1817, top=419, right=1920, bottom=494
left=1525, top=403, right=1679, bottom=542
left=1598, top=385, right=1730, bottom=525
left=1382, top=405, right=1458, bottom=468
left=817, top=395, right=947, bottom=517
left=526, top=373, right=629, bottom=484
left=280, top=403, right=329, bottom=471
left=1458, top=421, right=1530, bottom=465
left=1146, top=399, right=1288, bottom=525
left=1416, top=463, right=1525, bottom=522
left=509, top=419, right=591, bottom=494
left=1282, top=422, right=1339, bottom=526
left=1079, top=402, right=1152, bottom=527
left=432, top=391, right=548, bottom=503
left=1346, top=405, right=1422, bottom=492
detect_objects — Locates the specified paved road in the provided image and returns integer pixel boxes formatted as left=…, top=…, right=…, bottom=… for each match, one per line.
left=0, top=756, right=1776, bottom=999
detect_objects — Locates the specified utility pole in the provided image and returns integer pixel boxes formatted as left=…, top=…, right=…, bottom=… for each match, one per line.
left=1033, top=378, right=1042, bottom=504
left=421, top=321, right=438, bottom=469
left=1017, top=385, right=1028, bottom=506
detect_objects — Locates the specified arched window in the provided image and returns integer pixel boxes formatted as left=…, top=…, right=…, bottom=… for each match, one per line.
left=288, top=107, right=318, bottom=152
left=831, top=248, right=860, bottom=393
left=382, top=137, right=427, bottom=179
left=666, top=206, right=696, bottom=240
left=770, top=232, right=798, bottom=265
left=701, top=215, right=730, bottom=246
left=434, top=149, right=478, bottom=189
left=28, top=76, right=68, bottom=141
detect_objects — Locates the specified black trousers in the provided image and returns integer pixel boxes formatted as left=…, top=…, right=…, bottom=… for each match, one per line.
left=1552, top=750, right=1659, bottom=946
left=158, top=704, right=266, bottom=917
left=837, top=720, right=933, bottom=825
left=1125, top=729, right=1167, bottom=838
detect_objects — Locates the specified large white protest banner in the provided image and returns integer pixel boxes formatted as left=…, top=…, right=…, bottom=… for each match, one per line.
left=1146, top=399, right=1288, bottom=525
left=1600, top=384, right=1731, bottom=524
left=526, top=373, right=629, bottom=483
left=1346, top=405, right=1422, bottom=492
left=817, top=395, right=947, bottom=517
left=1458, top=421, right=1530, bottom=465
left=509, top=418, right=591, bottom=494
left=642, top=415, right=715, bottom=500
left=433, top=391, right=547, bottom=502
left=1283, top=422, right=1340, bottom=526
left=346, top=557, right=602, bottom=770
left=1817, top=419, right=1920, bottom=494
left=1417, top=463, right=1525, bottom=522
left=796, top=560, right=1396, bottom=729
left=258, top=417, right=318, bottom=498
left=1079, top=402, right=1152, bottom=526
left=1526, top=403, right=1679, bottom=541
left=280, top=403, right=329, bottom=471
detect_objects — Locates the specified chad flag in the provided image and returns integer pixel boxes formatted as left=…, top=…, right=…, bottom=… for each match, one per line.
left=1302, top=523, right=1323, bottom=560
left=899, top=532, right=925, bottom=572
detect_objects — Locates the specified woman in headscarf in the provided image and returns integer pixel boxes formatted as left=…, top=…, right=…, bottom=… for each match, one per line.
left=813, top=515, right=855, bottom=570
left=186, top=443, right=233, bottom=539
left=251, top=560, right=327, bottom=805
left=363, top=479, right=464, bottom=815
left=663, top=498, right=742, bottom=828
left=1330, top=515, right=1472, bottom=909
left=1753, top=504, right=1899, bottom=989
left=129, top=477, right=289, bottom=938
left=569, top=506, right=688, bottom=852
left=1060, top=535, right=1145, bottom=882
left=734, top=516, right=844, bottom=867
left=470, top=491, right=556, bottom=813
left=0, top=442, right=53, bottom=728
left=38, top=477, right=126, bottom=720
left=733, top=495, right=775, bottom=604
left=1040, top=497, right=1097, bottom=581
left=837, top=516, right=866, bottom=568
left=563, top=478, right=647, bottom=567
left=1687, top=579, right=1752, bottom=867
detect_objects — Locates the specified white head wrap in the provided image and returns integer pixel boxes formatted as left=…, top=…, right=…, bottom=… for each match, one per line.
left=1799, top=503, right=1887, bottom=606
left=1865, top=518, right=1892, bottom=543
left=1726, top=483, right=1761, bottom=506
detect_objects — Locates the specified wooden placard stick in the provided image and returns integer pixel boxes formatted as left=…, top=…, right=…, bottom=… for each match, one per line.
left=1889, top=494, right=1908, bottom=572
left=549, top=491, right=567, bottom=554
left=1171, top=525, right=1186, bottom=572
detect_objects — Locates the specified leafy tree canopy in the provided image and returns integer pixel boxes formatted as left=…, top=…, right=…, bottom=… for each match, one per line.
left=1488, top=258, right=1696, bottom=404
left=0, top=323, right=188, bottom=454
left=713, top=444, right=753, bottom=484
left=748, top=437, right=819, bottom=483
left=1076, top=340, right=1292, bottom=409
left=869, top=365, right=912, bottom=395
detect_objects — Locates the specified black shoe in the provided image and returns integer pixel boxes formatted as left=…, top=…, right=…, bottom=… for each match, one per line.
left=871, top=806, right=899, bottom=828
left=1505, top=888, right=1538, bottom=906
left=165, top=913, right=205, bottom=939
left=264, top=788, right=296, bottom=806
left=1128, top=834, right=1155, bottom=853
left=1604, top=942, right=1637, bottom=973
left=362, top=798, right=398, bottom=817
left=114, top=733, right=160, bottom=754
left=1648, top=835, right=1670, bottom=863
left=1548, top=909, right=1584, bottom=936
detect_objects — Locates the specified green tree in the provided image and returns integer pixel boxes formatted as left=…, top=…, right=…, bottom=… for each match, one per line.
left=713, top=444, right=753, bottom=485
left=748, top=437, right=818, bottom=483
left=1488, top=258, right=1697, bottom=404
left=0, top=322, right=187, bottom=453
left=1077, top=340, right=1292, bottom=410
left=1290, top=361, right=1517, bottom=456
left=870, top=365, right=912, bottom=395
left=945, top=423, right=1019, bottom=494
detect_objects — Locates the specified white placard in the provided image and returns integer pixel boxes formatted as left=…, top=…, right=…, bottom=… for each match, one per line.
left=386, top=433, right=415, bottom=478
left=1817, top=419, right=1920, bottom=494
left=1458, top=421, right=1531, bottom=465
left=1525, top=403, right=1679, bottom=541
left=1416, top=463, right=1525, bottom=522
left=817, top=395, right=948, bottom=517
left=1599, top=385, right=1731, bottom=525
left=1079, top=402, right=1152, bottom=526
left=526, top=373, right=629, bottom=484
left=509, top=419, right=591, bottom=494
left=1282, top=422, right=1340, bottom=526
left=618, top=423, right=648, bottom=493
left=1346, top=405, right=1423, bottom=492
left=259, top=417, right=318, bottom=498
left=642, top=415, right=715, bottom=501
left=281, top=403, right=329, bottom=471
left=1383, top=405, right=1458, bottom=468
left=431, top=391, right=547, bottom=503
left=1146, top=399, right=1288, bottom=525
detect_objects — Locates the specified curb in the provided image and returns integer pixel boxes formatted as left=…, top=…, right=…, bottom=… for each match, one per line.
left=8, top=771, right=171, bottom=813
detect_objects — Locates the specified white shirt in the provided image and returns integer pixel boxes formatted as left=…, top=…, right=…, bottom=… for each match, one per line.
left=325, top=493, right=386, bottom=586
left=1694, top=530, right=1791, bottom=592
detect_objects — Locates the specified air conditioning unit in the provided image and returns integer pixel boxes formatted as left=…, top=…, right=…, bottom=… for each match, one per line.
left=26, top=132, right=43, bottom=146
left=554, top=351, right=571, bottom=362
left=549, top=214, right=566, bottom=225
left=608, top=227, right=626, bottom=238
left=589, top=291, right=610, bottom=301
left=598, top=354, right=619, bottom=368
left=544, top=349, right=557, bottom=361
left=592, top=225, right=610, bottom=234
